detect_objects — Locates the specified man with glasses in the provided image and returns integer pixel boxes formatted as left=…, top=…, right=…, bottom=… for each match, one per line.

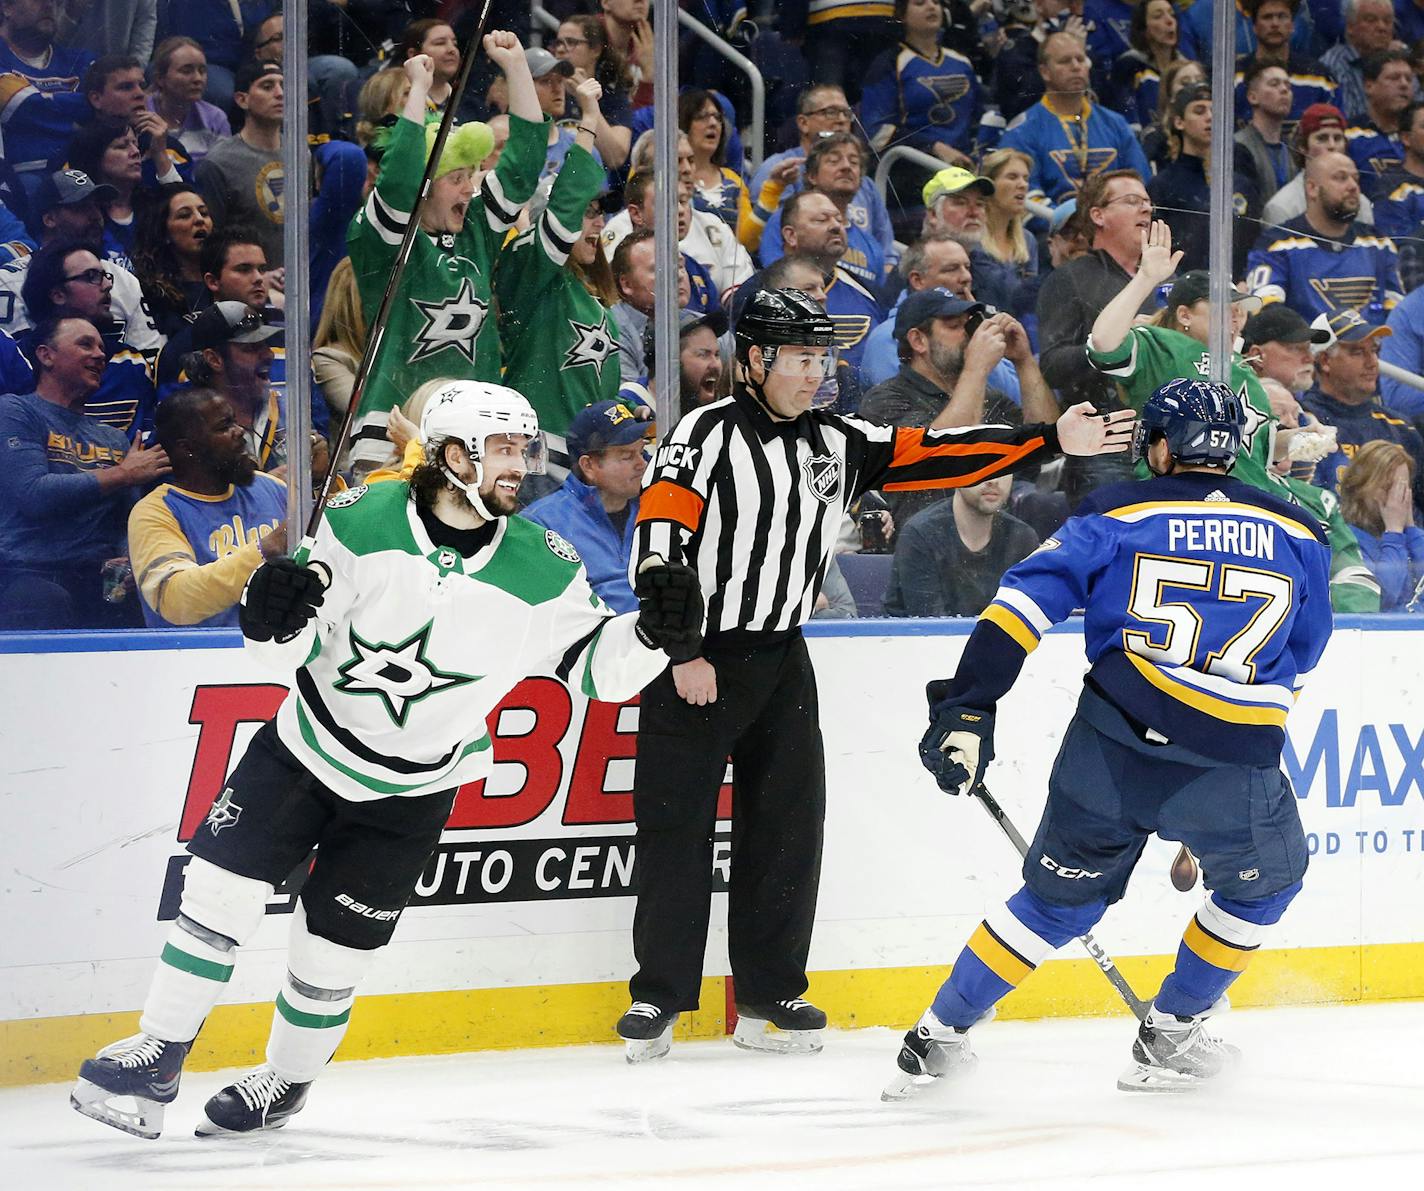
left=748, top=84, right=895, bottom=269
left=14, top=238, right=155, bottom=441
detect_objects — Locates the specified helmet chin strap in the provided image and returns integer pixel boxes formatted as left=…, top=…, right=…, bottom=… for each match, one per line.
left=440, top=457, right=499, bottom=521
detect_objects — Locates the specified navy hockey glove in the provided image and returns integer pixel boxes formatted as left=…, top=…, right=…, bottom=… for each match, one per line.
left=634, top=555, right=705, bottom=662
left=919, top=695, right=994, bottom=797
left=240, top=556, right=327, bottom=644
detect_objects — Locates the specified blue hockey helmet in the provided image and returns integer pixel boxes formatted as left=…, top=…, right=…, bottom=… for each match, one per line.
left=1133, top=377, right=1245, bottom=472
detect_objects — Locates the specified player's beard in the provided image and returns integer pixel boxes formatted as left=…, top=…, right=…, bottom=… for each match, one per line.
left=479, top=470, right=522, bottom=515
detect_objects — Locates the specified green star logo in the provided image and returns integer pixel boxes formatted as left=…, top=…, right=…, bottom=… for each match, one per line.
left=332, top=621, right=477, bottom=726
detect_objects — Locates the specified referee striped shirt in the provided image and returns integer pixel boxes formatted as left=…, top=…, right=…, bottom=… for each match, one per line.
left=633, top=390, right=1062, bottom=641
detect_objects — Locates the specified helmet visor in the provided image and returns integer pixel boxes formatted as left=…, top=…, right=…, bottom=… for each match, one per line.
left=766, top=345, right=838, bottom=380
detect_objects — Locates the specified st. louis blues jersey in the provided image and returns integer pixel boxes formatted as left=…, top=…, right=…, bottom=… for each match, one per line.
left=1346, top=120, right=1404, bottom=199
left=861, top=43, right=992, bottom=160
left=943, top=472, right=1333, bottom=766
left=998, top=99, right=1151, bottom=205
left=0, top=41, right=94, bottom=174
left=1246, top=216, right=1403, bottom=323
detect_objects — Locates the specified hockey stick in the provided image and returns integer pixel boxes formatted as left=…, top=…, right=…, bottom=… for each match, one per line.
left=970, top=782, right=1151, bottom=1022
left=305, top=0, right=497, bottom=541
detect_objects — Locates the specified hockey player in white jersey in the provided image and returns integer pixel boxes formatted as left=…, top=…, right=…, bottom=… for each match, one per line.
left=70, top=381, right=704, bottom=1139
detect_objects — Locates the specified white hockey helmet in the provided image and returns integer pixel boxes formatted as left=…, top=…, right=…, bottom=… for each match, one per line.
left=418, top=380, right=543, bottom=518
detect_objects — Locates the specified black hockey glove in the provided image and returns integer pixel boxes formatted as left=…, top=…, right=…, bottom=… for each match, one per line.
left=239, top=556, right=327, bottom=644
left=919, top=689, right=994, bottom=797
left=633, top=555, right=704, bottom=662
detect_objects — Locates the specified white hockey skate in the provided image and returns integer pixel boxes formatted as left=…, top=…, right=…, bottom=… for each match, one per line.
left=70, top=1032, right=190, bottom=1139
left=616, top=1002, right=678, bottom=1063
left=732, top=998, right=826, bottom=1055
left=881, top=1010, right=977, bottom=1102
left=196, top=1065, right=311, bottom=1135
left=1117, top=1003, right=1240, bottom=1093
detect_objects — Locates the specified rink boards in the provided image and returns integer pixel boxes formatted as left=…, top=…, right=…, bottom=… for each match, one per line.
left=2, top=618, right=1422, bottom=1086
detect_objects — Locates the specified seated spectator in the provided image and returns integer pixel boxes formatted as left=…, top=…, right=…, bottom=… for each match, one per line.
left=1380, top=283, right=1424, bottom=418
left=1338, top=439, right=1424, bottom=609
left=608, top=228, right=701, bottom=381
left=497, top=84, right=620, bottom=479
left=397, top=17, right=461, bottom=113
left=173, top=301, right=289, bottom=472
left=84, top=54, right=147, bottom=124
left=1321, top=0, right=1398, bottom=120
left=1264, top=104, right=1381, bottom=233
left=920, top=166, right=1026, bottom=315
left=1141, top=57, right=1207, bottom=172
left=861, top=0, right=992, bottom=171
left=862, top=232, right=1023, bottom=398
left=127, top=387, right=286, bottom=627
left=1345, top=50, right=1415, bottom=197
left=861, top=289, right=1051, bottom=523
left=1372, top=102, right=1424, bottom=292
left=0, top=315, right=170, bottom=629
left=0, top=0, right=94, bottom=176
left=639, top=307, right=727, bottom=412
left=312, top=258, right=365, bottom=419
left=551, top=13, right=634, bottom=171
left=778, top=191, right=885, bottom=398
left=1248, top=152, right=1402, bottom=323
left=523, top=399, right=647, bottom=612
left=17, top=238, right=155, bottom=439
left=158, top=0, right=274, bottom=111
left=145, top=36, right=230, bottom=166
left=195, top=60, right=284, bottom=268
left=1108, top=0, right=1187, bottom=130
left=600, top=0, right=655, bottom=109
left=1148, top=82, right=1260, bottom=276
left=1301, top=308, right=1424, bottom=511
left=758, top=133, right=885, bottom=289
left=64, top=119, right=151, bottom=267
left=1235, top=62, right=1297, bottom=211
left=246, top=10, right=357, bottom=117
left=1233, top=0, right=1339, bottom=131
left=0, top=168, right=161, bottom=350
left=130, top=184, right=213, bottom=337
left=978, top=149, right=1041, bottom=320
left=999, top=31, right=1149, bottom=205
left=1045, top=197, right=1091, bottom=270
left=883, top=473, right=1041, bottom=617
left=749, top=84, right=895, bottom=267
left=1241, top=302, right=1332, bottom=396
left=680, top=88, right=748, bottom=237
left=521, top=45, right=597, bottom=182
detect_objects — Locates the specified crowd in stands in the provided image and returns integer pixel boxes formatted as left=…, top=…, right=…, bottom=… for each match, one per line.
left=4, top=0, right=1424, bottom=633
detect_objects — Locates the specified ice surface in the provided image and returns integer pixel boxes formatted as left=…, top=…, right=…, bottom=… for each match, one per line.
left=4, top=1002, right=1421, bottom=1191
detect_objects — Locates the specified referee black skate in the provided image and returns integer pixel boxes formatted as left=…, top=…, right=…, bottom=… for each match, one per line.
left=616, top=288, right=1137, bottom=1061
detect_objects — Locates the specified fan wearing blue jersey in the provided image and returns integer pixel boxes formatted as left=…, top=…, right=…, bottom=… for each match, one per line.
left=884, top=378, right=1333, bottom=1101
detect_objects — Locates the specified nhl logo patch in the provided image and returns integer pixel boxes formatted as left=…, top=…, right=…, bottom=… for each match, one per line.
left=545, top=529, right=581, bottom=563
left=803, top=453, right=842, bottom=504
left=326, top=484, right=368, bottom=509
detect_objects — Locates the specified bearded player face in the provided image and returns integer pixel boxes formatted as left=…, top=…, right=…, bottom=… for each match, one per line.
left=476, top=432, right=529, bottom=514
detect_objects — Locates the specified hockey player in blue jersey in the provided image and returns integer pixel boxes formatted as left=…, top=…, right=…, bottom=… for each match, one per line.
left=884, top=378, right=1334, bottom=1099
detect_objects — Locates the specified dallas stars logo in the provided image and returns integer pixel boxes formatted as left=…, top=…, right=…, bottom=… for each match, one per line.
left=408, top=278, right=489, bottom=366
left=333, top=621, right=477, bottom=727
left=563, top=319, right=616, bottom=370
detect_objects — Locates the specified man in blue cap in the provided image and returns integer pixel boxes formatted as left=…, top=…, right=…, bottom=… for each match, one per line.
left=523, top=398, right=651, bottom=612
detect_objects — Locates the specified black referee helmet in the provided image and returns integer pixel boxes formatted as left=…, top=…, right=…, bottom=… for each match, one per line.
left=733, top=287, right=836, bottom=365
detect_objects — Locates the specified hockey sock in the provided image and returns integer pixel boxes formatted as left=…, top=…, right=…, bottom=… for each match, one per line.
left=266, top=907, right=374, bottom=1083
left=138, top=915, right=238, bottom=1042
left=1154, top=883, right=1302, bottom=1017
left=931, top=887, right=1104, bottom=1030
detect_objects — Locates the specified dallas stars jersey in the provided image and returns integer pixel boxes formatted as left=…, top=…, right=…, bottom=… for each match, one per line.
left=861, top=43, right=989, bottom=159
left=252, top=481, right=667, bottom=802
left=346, top=112, right=546, bottom=465
left=1245, top=216, right=1403, bottom=323
left=1087, top=324, right=1382, bottom=612
left=998, top=99, right=1151, bottom=205
left=495, top=143, right=618, bottom=456
left=950, top=472, right=1333, bottom=767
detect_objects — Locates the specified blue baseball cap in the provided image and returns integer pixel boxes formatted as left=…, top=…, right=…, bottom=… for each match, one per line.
left=894, top=288, right=984, bottom=344
left=566, top=400, right=648, bottom=462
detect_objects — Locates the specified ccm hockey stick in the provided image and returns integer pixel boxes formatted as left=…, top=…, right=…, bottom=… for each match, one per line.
left=971, top=782, right=1151, bottom=1022
left=306, top=0, right=497, bottom=541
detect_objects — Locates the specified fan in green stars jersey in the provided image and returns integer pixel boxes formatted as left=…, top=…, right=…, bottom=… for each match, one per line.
left=345, top=34, right=548, bottom=470
left=1086, top=221, right=1382, bottom=612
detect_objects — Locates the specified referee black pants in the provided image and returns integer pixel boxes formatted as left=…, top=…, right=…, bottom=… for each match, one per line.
left=630, top=633, right=826, bottom=1012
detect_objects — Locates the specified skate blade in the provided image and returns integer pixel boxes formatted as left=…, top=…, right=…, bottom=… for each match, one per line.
left=880, top=1051, right=978, bottom=1102
left=195, top=1113, right=292, bottom=1137
left=730, top=1017, right=823, bottom=1055
left=623, top=1027, right=672, bottom=1064
left=1116, top=1061, right=1204, bottom=1093
left=70, top=1079, right=165, bottom=1140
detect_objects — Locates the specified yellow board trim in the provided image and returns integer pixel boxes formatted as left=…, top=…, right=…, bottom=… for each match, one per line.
left=966, top=922, right=1034, bottom=986
left=1183, top=918, right=1253, bottom=973
left=980, top=603, right=1039, bottom=653
left=6, top=943, right=1422, bottom=1088
left=1124, top=651, right=1290, bottom=726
